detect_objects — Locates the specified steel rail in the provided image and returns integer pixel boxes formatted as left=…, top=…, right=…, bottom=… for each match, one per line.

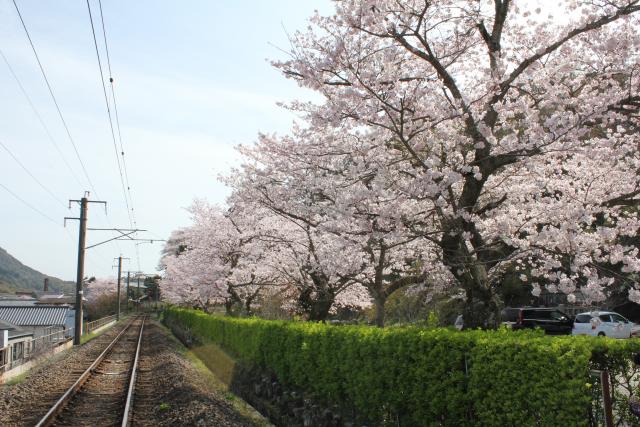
left=121, top=315, right=145, bottom=426
left=35, top=316, right=140, bottom=427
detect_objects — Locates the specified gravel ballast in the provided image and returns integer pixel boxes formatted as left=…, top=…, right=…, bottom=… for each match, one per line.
left=132, top=321, right=257, bottom=426
left=0, top=318, right=261, bottom=426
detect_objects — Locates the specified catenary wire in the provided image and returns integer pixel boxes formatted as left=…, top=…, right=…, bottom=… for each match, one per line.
left=97, top=0, right=135, bottom=226
left=95, top=0, right=141, bottom=268
left=85, top=0, right=133, bottom=230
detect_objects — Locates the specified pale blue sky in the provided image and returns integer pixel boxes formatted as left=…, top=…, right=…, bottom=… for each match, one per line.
left=0, top=0, right=333, bottom=280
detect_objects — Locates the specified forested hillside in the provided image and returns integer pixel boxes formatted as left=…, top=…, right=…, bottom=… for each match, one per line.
left=0, top=246, right=74, bottom=294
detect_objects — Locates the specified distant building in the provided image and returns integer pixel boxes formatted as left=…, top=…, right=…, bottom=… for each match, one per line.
left=35, top=294, right=78, bottom=306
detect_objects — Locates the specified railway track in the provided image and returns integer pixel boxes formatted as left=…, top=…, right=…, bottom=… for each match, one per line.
left=35, top=315, right=146, bottom=427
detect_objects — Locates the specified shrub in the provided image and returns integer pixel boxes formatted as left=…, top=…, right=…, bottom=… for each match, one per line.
left=165, top=307, right=640, bottom=426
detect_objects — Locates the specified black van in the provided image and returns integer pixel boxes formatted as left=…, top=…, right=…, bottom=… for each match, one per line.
left=501, top=307, right=573, bottom=335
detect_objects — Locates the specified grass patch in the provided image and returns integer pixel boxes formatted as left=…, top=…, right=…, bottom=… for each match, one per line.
left=3, top=370, right=29, bottom=386
left=155, top=321, right=271, bottom=427
left=191, top=344, right=236, bottom=387
left=79, top=331, right=99, bottom=345
left=80, top=318, right=121, bottom=344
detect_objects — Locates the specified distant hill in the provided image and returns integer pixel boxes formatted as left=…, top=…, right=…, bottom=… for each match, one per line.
left=0, top=246, right=75, bottom=294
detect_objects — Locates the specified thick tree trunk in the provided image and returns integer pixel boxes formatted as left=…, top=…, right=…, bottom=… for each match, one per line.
left=298, top=280, right=335, bottom=322
left=224, top=299, right=234, bottom=316
left=442, top=230, right=501, bottom=329
left=371, top=244, right=387, bottom=327
left=457, top=260, right=501, bottom=329
left=307, top=295, right=333, bottom=321
left=373, top=295, right=386, bottom=327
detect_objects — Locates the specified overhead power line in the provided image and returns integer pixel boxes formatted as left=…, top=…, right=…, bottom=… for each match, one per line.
left=0, top=138, right=67, bottom=209
left=12, top=0, right=123, bottom=256
left=11, top=0, right=100, bottom=199
left=0, top=48, right=85, bottom=189
left=0, top=181, right=60, bottom=225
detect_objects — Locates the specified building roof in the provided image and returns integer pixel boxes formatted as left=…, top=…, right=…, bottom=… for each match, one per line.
left=0, top=300, right=37, bottom=307
left=0, top=293, right=36, bottom=301
left=0, top=319, right=16, bottom=330
left=0, top=320, right=33, bottom=339
left=35, top=292, right=84, bottom=304
left=0, top=305, right=70, bottom=326
left=36, top=296, right=75, bottom=305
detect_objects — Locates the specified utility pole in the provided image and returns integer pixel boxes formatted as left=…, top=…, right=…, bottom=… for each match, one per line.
left=74, top=197, right=88, bottom=345
left=65, top=193, right=106, bottom=346
left=137, top=274, right=141, bottom=312
left=126, top=271, right=130, bottom=313
left=113, top=257, right=129, bottom=321
left=116, top=257, right=122, bottom=321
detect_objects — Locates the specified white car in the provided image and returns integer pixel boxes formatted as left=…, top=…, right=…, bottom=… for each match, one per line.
left=572, top=311, right=634, bottom=338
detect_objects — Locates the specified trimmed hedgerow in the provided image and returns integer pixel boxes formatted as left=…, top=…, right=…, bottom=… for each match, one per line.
left=165, top=307, right=640, bottom=426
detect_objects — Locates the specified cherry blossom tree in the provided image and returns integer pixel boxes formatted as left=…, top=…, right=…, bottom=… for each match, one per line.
left=84, top=277, right=117, bottom=303
left=227, top=176, right=372, bottom=321
left=229, top=128, right=453, bottom=326
left=272, top=0, right=640, bottom=327
left=161, top=200, right=282, bottom=313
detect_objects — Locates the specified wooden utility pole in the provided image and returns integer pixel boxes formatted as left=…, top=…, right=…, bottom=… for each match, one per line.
left=65, top=193, right=106, bottom=345
left=73, top=197, right=88, bottom=345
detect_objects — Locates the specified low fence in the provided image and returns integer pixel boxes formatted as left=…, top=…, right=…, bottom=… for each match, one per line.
left=0, top=313, right=120, bottom=376
left=84, top=314, right=117, bottom=335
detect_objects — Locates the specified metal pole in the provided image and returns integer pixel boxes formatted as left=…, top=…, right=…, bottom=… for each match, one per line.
left=136, top=275, right=140, bottom=312
left=116, top=256, right=122, bottom=321
left=73, top=197, right=88, bottom=345
left=601, top=370, right=614, bottom=427
left=126, top=271, right=130, bottom=313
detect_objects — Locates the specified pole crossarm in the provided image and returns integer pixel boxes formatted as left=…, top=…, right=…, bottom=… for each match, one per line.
left=87, top=228, right=142, bottom=231
left=69, top=198, right=107, bottom=213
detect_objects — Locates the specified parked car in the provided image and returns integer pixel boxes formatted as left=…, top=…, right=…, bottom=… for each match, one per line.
left=572, top=311, right=634, bottom=338
left=501, top=307, right=573, bottom=335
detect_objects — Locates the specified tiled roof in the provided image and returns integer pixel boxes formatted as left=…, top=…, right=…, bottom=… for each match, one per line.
left=0, top=305, right=70, bottom=326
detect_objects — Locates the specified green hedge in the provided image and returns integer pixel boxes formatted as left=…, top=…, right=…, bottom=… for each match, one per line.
left=165, top=307, right=640, bottom=426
